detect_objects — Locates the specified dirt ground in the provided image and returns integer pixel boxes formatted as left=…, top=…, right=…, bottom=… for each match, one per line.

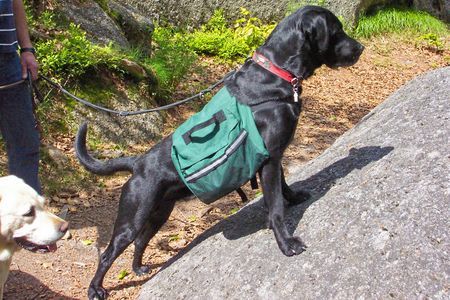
left=4, top=36, right=449, bottom=299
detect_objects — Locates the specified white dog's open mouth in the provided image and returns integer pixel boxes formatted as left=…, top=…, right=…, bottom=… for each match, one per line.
left=14, top=237, right=57, bottom=253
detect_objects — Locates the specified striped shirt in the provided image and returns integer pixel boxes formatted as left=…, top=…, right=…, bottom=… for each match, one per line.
left=0, top=0, right=18, bottom=53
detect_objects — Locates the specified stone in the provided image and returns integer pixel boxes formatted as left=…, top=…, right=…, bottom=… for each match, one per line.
left=413, top=0, right=450, bottom=23
left=122, top=0, right=291, bottom=27
left=43, top=143, right=69, bottom=168
left=325, top=0, right=450, bottom=24
left=73, top=99, right=163, bottom=145
left=119, top=59, right=148, bottom=80
left=121, top=0, right=448, bottom=28
left=324, top=0, right=391, bottom=24
left=138, top=67, right=450, bottom=299
left=55, top=0, right=129, bottom=48
left=108, top=1, right=154, bottom=55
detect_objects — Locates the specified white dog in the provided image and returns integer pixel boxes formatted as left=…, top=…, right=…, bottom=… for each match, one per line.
left=0, top=175, right=68, bottom=299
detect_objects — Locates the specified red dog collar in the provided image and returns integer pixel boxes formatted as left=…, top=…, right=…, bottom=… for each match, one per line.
left=252, top=52, right=302, bottom=102
left=252, top=52, right=296, bottom=82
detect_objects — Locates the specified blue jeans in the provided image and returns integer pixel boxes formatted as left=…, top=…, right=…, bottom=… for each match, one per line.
left=0, top=52, right=41, bottom=194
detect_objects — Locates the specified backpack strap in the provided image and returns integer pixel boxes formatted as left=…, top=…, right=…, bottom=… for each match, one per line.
left=250, top=176, right=258, bottom=190
left=235, top=176, right=259, bottom=202
left=182, top=110, right=226, bottom=145
left=235, top=188, right=248, bottom=202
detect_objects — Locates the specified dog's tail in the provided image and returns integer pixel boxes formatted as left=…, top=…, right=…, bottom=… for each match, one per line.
left=75, top=122, right=137, bottom=175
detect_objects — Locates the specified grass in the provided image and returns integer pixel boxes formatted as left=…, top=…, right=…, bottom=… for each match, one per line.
left=354, top=7, right=449, bottom=39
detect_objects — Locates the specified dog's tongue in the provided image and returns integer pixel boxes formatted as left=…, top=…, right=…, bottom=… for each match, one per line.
left=47, top=243, right=57, bottom=252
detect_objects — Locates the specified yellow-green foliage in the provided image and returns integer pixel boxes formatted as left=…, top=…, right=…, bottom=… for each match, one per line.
left=36, top=24, right=120, bottom=79
left=183, top=8, right=276, bottom=60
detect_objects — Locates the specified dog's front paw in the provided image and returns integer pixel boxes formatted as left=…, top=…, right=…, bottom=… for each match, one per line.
left=133, top=264, right=151, bottom=276
left=279, top=236, right=307, bottom=256
left=285, top=189, right=311, bottom=206
left=88, top=285, right=107, bottom=300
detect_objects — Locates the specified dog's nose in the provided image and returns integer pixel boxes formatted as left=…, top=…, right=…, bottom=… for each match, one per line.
left=59, top=221, right=69, bottom=233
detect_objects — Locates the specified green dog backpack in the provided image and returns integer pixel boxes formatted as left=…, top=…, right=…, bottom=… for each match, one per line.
left=171, top=87, right=269, bottom=204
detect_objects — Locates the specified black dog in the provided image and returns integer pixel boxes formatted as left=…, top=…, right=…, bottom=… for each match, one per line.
left=76, top=6, right=363, bottom=299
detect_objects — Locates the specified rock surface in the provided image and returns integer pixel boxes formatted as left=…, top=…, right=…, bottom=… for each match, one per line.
left=122, top=0, right=448, bottom=27
left=326, top=0, right=450, bottom=24
left=122, top=0, right=290, bottom=27
left=324, top=0, right=391, bottom=24
left=108, top=1, right=154, bottom=54
left=138, top=67, right=450, bottom=299
left=55, top=0, right=154, bottom=50
left=72, top=85, right=163, bottom=145
left=413, top=0, right=450, bottom=23
left=56, top=0, right=129, bottom=48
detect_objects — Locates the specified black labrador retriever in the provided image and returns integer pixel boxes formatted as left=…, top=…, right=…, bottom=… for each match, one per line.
left=76, top=6, right=364, bottom=299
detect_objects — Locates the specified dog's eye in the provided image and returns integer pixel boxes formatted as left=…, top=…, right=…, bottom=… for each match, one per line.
left=23, top=206, right=35, bottom=217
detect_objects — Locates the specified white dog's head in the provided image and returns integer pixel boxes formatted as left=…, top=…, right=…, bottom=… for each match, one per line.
left=0, top=175, right=68, bottom=256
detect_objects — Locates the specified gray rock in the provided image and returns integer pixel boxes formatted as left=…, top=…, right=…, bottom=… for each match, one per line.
left=324, top=0, right=391, bottom=24
left=122, top=0, right=292, bottom=27
left=413, top=0, right=450, bottom=23
left=73, top=96, right=163, bottom=145
left=122, top=0, right=448, bottom=28
left=118, top=59, right=148, bottom=80
left=325, top=0, right=450, bottom=24
left=42, top=143, right=69, bottom=168
left=56, top=0, right=129, bottom=48
left=108, top=1, right=155, bottom=54
left=138, top=67, right=450, bottom=299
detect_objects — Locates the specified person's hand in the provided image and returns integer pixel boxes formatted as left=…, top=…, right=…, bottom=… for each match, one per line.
left=20, top=52, right=39, bottom=80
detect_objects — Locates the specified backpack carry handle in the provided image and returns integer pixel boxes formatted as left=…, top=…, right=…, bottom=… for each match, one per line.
left=182, top=110, right=226, bottom=145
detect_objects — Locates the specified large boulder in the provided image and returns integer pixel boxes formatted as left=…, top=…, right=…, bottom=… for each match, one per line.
left=108, top=1, right=154, bottom=55
left=324, top=0, right=391, bottom=24
left=55, top=0, right=155, bottom=51
left=71, top=74, right=163, bottom=145
left=122, top=0, right=448, bottom=27
left=55, top=0, right=129, bottom=48
left=325, top=0, right=450, bottom=24
left=138, top=67, right=449, bottom=299
left=413, top=0, right=450, bottom=23
left=122, top=0, right=290, bottom=27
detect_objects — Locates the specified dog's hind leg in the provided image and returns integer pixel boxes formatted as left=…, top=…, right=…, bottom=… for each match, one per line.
left=88, top=177, right=162, bottom=300
left=260, top=160, right=307, bottom=256
left=132, top=199, right=176, bottom=275
left=281, top=165, right=311, bottom=206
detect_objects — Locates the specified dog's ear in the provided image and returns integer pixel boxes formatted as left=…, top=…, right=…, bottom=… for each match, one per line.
left=301, top=13, right=330, bottom=54
left=37, top=195, right=46, bottom=206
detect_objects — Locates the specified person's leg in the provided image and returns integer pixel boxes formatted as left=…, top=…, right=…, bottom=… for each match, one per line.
left=0, top=53, right=41, bottom=194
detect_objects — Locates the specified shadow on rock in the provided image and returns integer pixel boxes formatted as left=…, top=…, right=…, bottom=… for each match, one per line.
left=160, top=145, right=393, bottom=271
left=4, top=270, right=78, bottom=300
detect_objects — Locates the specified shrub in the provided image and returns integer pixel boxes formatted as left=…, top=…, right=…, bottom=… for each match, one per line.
left=184, top=8, right=276, bottom=60
left=144, top=26, right=197, bottom=97
left=36, top=24, right=118, bottom=79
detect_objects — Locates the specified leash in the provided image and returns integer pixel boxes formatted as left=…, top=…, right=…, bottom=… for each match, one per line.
left=0, top=71, right=42, bottom=130
left=0, top=70, right=236, bottom=116
left=1, top=53, right=294, bottom=114
left=0, top=78, right=27, bottom=90
left=38, top=70, right=236, bottom=116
